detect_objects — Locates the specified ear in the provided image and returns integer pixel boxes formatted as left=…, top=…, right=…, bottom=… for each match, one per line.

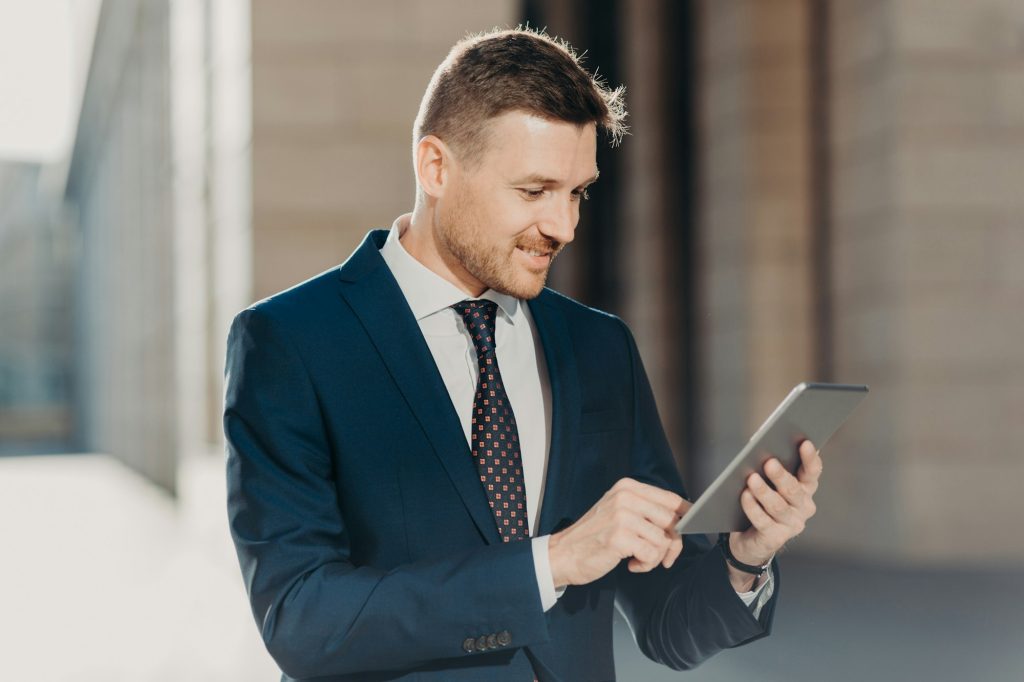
left=415, top=135, right=453, bottom=199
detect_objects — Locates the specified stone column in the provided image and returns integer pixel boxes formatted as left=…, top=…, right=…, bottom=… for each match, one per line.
left=620, top=0, right=676, bottom=446
left=695, top=0, right=816, bottom=486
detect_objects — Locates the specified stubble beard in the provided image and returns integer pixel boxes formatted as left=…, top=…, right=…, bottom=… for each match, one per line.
left=434, top=195, right=559, bottom=300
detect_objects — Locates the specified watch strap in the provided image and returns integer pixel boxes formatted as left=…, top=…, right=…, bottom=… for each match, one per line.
left=717, top=532, right=769, bottom=576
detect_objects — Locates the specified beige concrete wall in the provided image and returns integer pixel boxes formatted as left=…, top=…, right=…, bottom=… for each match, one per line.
left=808, top=0, right=906, bottom=560
left=822, top=0, right=1024, bottom=564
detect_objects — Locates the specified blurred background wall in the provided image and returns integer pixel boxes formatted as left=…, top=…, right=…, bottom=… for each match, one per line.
left=2, top=0, right=1023, bottom=679
left=40, top=0, right=1022, bottom=561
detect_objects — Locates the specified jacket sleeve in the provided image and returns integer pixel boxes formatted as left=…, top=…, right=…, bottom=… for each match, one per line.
left=223, top=307, right=550, bottom=679
left=611, top=317, right=779, bottom=671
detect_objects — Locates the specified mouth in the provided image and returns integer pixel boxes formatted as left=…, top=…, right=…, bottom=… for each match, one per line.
left=515, top=246, right=553, bottom=269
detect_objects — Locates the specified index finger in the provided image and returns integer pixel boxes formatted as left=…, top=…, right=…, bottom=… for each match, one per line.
left=796, top=439, right=822, bottom=484
left=613, top=477, right=689, bottom=515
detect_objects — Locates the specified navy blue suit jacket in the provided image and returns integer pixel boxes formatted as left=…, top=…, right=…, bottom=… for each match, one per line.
left=224, top=229, right=777, bottom=681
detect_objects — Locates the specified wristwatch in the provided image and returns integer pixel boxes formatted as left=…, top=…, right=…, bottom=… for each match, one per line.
left=717, top=533, right=771, bottom=577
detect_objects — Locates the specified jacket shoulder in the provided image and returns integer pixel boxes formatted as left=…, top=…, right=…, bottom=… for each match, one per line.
left=232, top=265, right=344, bottom=330
left=536, top=287, right=628, bottom=334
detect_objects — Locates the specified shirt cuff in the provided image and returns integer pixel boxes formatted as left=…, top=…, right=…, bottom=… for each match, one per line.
left=532, top=534, right=564, bottom=612
left=735, top=564, right=775, bottom=615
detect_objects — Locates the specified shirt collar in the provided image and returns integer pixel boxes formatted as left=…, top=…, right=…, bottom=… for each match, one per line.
left=379, top=214, right=521, bottom=324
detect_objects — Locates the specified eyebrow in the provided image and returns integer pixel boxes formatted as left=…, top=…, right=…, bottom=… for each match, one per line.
left=512, top=170, right=600, bottom=189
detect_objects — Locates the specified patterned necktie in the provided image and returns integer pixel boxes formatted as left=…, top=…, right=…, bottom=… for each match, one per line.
left=451, top=299, right=530, bottom=542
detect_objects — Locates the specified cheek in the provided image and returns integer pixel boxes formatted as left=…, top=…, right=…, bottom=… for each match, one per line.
left=487, top=199, right=537, bottom=241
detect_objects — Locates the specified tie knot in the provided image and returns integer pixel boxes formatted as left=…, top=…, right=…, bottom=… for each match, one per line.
left=451, top=299, right=499, bottom=357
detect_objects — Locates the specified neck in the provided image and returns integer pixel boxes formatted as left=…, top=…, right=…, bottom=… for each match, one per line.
left=400, top=205, right=487, bottom=298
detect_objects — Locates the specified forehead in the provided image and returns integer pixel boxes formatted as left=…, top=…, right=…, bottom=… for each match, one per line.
left=478, top=110, right=598, bottom=181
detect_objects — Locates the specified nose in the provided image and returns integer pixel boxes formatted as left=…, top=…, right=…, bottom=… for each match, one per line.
left=538, top=193, right=577, bottom=246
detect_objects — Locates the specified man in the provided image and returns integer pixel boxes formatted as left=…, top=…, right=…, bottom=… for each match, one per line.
left=224, top=27, right=821, bottom=681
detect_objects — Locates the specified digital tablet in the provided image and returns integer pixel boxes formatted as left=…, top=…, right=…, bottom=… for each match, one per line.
left=674, top=382, right=868, bottom=535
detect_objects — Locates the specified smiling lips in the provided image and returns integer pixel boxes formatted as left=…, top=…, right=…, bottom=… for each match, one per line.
left=516, top=245, right=554, bottom=269
left=516, top=239, right=559, bottom=259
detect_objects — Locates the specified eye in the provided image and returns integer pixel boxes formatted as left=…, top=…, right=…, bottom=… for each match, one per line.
left=518, top=188, right=545, bottom=200
left=571, top=188, right=591, bottom=202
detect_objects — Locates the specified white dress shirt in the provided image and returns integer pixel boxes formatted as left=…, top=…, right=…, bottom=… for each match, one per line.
left=378, top=214, right=771, bottom=614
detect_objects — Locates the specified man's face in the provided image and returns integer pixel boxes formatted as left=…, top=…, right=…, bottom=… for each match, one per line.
left=433, top=110, right=599, bottom=299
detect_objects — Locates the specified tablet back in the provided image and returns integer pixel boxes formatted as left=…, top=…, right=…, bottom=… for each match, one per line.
left=675, top=382, right=868, bottom=535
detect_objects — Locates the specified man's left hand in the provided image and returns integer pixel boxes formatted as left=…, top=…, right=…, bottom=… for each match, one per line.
left=725, top=439, right=821, bottom=591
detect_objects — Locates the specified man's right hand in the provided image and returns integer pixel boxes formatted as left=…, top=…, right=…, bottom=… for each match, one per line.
left=547, top=478, right=691, bottom=589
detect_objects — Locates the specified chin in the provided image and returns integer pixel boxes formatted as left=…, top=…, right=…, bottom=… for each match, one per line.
left=516, top=284, right=546, bottom=300
left=493, top=271, right=547, bottom=300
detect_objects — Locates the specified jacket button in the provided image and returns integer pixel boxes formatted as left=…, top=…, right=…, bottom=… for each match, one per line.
left=462, top=637, right=476, bottom=653
left=497, top=630, right=511, bottom=646
left=476, top=635, right=488, bottom=651
left=486, top=633, right=498, bottom=649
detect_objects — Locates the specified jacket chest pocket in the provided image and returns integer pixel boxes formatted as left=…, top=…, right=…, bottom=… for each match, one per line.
left=579, top=408, right=629, bottom=434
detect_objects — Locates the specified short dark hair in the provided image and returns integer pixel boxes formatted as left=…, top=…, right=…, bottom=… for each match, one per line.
left=413, top=26, right=628, bottom=166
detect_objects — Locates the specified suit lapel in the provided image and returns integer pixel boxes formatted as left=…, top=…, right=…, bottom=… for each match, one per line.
left=337, top=231, right=501, bottom=545
left=528, top=292, right=582, bottom=537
